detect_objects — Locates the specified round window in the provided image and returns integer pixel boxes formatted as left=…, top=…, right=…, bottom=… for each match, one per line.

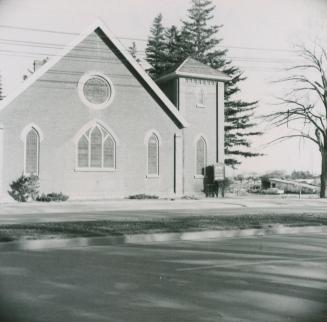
left=78, top=73, right=114, bottom=109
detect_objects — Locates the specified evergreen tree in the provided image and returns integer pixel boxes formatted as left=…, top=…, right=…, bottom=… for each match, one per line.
left=145, top=0, right=262, bottom=167
left=182, top=0, right=223, bottom=61
left=161, top=26, right=185, bottom=73
left=145, top=14, right=166, bottom=78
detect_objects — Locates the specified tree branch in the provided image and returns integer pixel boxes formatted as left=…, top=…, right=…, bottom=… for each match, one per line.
left=267, top=134, right=319, bottom=146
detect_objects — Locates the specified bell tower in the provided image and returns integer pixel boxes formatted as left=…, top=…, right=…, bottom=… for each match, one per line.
left=157, top=58, right=230, bottom=194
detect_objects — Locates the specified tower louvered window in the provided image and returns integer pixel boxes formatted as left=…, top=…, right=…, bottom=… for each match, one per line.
left=25, top=128, right=40, bottom=175
left=77, top=124, right=116, bottom=170
left=196, top=137, right=207, bottom=176
left=199, top=88, right=205, bottom=105
left=147, top=134, right=159, bottom=176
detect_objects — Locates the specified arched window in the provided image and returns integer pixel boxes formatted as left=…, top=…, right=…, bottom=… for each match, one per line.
left=25, top=128, right=40, bottom=175
left=196, top=137, right=207, bottom=176
left=77, top=124, right=116, bottom=170
left=147, top=133, right=159, bottom=176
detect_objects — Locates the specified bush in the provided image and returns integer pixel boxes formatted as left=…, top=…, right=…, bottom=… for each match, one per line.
left=8, top=174, right=39, bottom=202
left=36, top=193, right=51, bottom=202
left=47, top=192, right=69, bottom=201
left=181, top=195, right=199, bottom=200
left=36, top=192, right=69, bottom=202
left=128, top=194, right=159, bottom=200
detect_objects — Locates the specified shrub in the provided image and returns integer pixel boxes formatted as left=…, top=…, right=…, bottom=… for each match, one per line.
left=47, top=192, right=69, bottom=202
left=36, top=192, right=69, bottom=202
left=128, top=194, right=159, bottom=200
left=181, top=195, right=199, bottom=200
left=35, top=193, right=51, bottom=202
left=8, top=174, right=39, bottom=202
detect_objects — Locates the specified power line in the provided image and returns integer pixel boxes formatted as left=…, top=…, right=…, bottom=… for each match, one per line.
left=0, top=24, right=77, bottom=35
left=0, top=24, right=300, bottom=80
left=0, top=44, right=302, bottom=66
left=0, top=51, right=294, bottom=75
left=0, top=23, right=300, bottom=54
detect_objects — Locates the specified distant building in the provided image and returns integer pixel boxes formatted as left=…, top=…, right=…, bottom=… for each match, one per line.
left=262, top=178, right=319, bottom=194
left=293, top=177, right=320, bottom=186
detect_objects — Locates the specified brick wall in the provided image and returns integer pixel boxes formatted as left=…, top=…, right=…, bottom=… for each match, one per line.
left=0, top=31, right=180, bottom=199
left=179, top=78, right=224, bottom=195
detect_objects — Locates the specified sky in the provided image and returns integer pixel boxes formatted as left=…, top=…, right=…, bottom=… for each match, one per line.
left=0, top=0, right=327, bottom=175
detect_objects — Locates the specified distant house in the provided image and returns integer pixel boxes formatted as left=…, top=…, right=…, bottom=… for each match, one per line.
left=293, top=177, right=320, bottom=186
left=262, top=178, right=319, bottom=194
left=0, top=20, right=229, bottom=200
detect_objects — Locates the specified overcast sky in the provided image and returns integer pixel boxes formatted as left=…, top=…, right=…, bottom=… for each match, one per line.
left=0, top=0, right=327, bottom=175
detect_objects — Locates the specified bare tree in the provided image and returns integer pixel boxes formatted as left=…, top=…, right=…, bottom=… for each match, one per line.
left=266, top=46, right=327, bottom=197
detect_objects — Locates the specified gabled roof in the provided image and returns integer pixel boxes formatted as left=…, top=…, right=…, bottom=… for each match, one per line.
left=0, top=19, right=188, bottom=128
left=156, top=57, right=231, bottom=83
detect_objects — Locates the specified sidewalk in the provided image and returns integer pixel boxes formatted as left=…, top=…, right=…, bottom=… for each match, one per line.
left=1, top=196, right=327, bottom=216
left=0, top=198, right=237, bottom=214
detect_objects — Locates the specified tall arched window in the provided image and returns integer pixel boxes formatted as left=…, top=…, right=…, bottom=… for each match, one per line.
left=77, top=123, right=116, bottom=170
left=25, top=128, right=40, bottom=175
left=147, top=133, right=159, bottom=176
left=196, top=137, right=207, bottom=176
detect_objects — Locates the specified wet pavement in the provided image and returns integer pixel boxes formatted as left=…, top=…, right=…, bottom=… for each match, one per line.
left=0, top=224, right=326, bottom=252
left=0, top=233, right=327, bottom=322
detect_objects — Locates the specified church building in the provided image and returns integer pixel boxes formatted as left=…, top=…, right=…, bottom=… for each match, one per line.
left=0, top=20, right=229, bottom=200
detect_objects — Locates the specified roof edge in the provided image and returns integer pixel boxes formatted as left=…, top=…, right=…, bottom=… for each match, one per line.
left=0, top=19, right=103, bottom=112
left=156, top=70, right=231, bottom=83
left=175, top=57, right=190, bottom=74
left=0, top=18, right=189, bottom=128
left=94, top=22, right=189, bottom=128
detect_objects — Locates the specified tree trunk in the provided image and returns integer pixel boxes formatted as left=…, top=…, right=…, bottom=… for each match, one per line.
left=320, top=150, right=327, bottom=198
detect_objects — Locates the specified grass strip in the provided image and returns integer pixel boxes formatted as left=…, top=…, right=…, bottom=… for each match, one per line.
left=0, top=213, right=326, bottom=242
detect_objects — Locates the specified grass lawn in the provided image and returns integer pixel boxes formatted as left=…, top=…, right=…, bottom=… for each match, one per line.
left=0, top=213, right=327, bottom=242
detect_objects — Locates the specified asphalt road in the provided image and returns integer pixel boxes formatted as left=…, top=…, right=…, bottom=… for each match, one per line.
left=0, top=233, right=327, bottom=322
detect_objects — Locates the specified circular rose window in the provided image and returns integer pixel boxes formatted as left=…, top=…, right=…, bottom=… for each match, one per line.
left=78, top=72, right=114, bottom=109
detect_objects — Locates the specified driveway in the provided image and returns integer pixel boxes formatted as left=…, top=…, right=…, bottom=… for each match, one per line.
left=0, top=233, right=326, bottom=322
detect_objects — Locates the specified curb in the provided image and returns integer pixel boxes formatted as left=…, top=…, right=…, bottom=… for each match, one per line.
left=1, top=224, right=326, bottom=252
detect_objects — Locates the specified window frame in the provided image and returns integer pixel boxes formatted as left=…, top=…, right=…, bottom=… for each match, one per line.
left=196, top=87, right=207, bottom=108
left=75, top=123, right=116, bottom=172
left=146, top=132, right=160, bottom=178
left=24, top=127, right=40, bottom=176
left=78, top=72, right=115, bottom=110
left=194, top=136, right=207, bottom=179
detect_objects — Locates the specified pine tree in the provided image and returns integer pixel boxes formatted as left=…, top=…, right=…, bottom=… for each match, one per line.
left=182, top=0, right=223, bottom=61
left=145, top=0, right=261, bottom=167
left=145, top=14, right=166, bottom=79
left=161, top=25, right=192, bottom=73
